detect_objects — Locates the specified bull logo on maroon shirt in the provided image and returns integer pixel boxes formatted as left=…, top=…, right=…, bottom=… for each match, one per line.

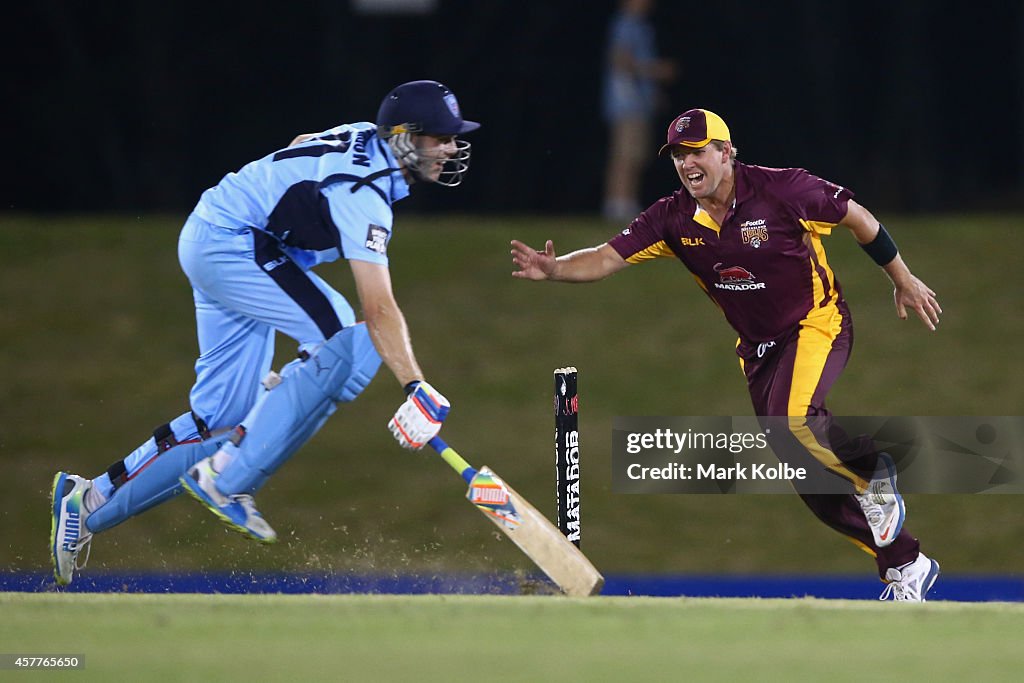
left=712, top=263, right=766, bottom=291
left=714, top=263, right=755, bottom=283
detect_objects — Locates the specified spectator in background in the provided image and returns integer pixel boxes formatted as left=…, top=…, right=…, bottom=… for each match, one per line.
left=602, top=0, right=677, bottom=222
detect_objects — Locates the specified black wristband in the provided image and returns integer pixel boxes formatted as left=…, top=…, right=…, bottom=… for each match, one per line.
left=860, top=224, right=898, bottom=266
left=403, top=381, right=420, bottom=396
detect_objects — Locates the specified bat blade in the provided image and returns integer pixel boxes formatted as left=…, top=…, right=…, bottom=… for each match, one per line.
left=468, top=467, right=604, bottom=597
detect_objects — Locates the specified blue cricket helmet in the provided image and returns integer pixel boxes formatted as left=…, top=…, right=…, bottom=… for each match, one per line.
left=377, top=80, right=480, bottom=137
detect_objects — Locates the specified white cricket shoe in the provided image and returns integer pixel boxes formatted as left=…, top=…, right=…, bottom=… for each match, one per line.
left=879, top=552, right=941, bottom=601
left=855, top=452, right=905, bottom=547
left=50, top=472, right=94, bottom=586
left=180, top=457, right=277, bottom=543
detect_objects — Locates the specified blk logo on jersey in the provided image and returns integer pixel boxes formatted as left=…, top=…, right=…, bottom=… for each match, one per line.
left=739, top=219, right=769, bottom=248
left=262, top=256, right=288, bottom=272
left=713, top=263, right=766, bottom=291
left=365, top=224, right=390, bottom=255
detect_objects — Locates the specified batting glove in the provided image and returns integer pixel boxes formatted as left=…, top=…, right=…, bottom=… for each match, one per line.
left=388, top=381, right=450, bottom=450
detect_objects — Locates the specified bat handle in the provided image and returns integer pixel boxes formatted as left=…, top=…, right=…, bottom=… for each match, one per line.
left=428, top=436, right=478, bottom=483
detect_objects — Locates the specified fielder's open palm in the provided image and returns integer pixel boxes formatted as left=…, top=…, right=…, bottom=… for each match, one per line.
left=511, top=239, right=557, bottom=280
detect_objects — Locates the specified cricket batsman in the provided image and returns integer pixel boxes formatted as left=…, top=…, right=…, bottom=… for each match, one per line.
left=51, top=80, right=479, bottom=585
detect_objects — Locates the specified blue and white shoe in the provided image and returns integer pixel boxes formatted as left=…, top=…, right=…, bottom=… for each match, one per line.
left=50, top=472, right=94, bottom=586
left=180, top=457, right=277, bottom=543
left=856, top=452, right=905, bottom=548
left=879, top=552, right=941, bottom=601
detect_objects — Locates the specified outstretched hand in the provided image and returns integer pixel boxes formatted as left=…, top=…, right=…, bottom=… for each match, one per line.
left=893, top=275, right=942, bottom=331
left=511, top=239, right=557, bottom=280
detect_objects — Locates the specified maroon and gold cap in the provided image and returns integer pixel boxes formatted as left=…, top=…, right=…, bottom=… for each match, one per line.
left=658, top=109, right=731, bottom=155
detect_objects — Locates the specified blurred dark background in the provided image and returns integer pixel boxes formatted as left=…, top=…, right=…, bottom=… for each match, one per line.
left=3, top=0, right=1022, bottom=215
left=3, top=1, right=1024, bottom=583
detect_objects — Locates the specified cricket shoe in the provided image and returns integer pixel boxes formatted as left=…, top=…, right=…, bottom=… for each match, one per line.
left=180, top=457, right=277, bottom=543
left=879, top=552, right=941, bottom=601
left=50, top=472, right=94, bottom=586
left=855, top=452, right=905, bottom=547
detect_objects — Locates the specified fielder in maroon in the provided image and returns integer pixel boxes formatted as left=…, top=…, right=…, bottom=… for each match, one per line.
left=511, top=108, right=943, bottom=601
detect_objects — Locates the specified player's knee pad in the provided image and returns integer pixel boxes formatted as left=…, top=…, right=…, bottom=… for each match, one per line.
left=306, top=322, right=381, bottom=403
left=102, top=411, right=210, bottom=496
left=86, top=436, right=227, bottom=533
left=266, top=323, right=379, bottom=405
left=214, top=324, right=381, bottom=496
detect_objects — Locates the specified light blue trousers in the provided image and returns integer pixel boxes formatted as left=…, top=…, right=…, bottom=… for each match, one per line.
left=92, top=214, right=355, bottom=498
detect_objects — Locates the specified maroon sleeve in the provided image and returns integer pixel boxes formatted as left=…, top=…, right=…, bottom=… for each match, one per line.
left=607, top=201, right=674, bottom=263
left=776, top=168, right=855, bottom=228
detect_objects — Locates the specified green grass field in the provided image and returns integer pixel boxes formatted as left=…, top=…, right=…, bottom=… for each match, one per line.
left=1, top=213, right=1023, bottom=579
left=3, top=593, right=1023, bottom=682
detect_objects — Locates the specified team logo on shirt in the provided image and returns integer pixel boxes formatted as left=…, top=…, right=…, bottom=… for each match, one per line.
left=365, top=224, right=390, bottom=255
left=713, top=263, right=765, bottom=291
left=739, top=219, right=769, bottom=248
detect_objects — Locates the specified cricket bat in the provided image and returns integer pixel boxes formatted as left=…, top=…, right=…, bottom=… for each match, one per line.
left=428, top=436, right=604, bottom=597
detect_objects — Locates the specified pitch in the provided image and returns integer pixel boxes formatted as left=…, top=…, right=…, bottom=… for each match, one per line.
left=3, top=592, right=1023, bottom=682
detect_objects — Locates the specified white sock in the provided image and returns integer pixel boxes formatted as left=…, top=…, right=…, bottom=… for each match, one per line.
left=84, top=483, right=107, bottom=514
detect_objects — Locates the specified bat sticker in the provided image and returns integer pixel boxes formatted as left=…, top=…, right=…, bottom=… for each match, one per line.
left=468, top=472, right=521, bottom=530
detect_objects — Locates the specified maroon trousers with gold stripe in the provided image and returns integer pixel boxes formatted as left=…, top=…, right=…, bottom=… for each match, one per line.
left=740, top=303, right=919, bottom=578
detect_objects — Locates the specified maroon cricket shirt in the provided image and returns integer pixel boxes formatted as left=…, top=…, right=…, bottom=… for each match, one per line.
left=608, top=162, right=854, bottom=357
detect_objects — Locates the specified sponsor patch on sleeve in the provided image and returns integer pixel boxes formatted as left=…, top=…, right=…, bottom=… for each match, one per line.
left=365, top=224, right=390, bottom=255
